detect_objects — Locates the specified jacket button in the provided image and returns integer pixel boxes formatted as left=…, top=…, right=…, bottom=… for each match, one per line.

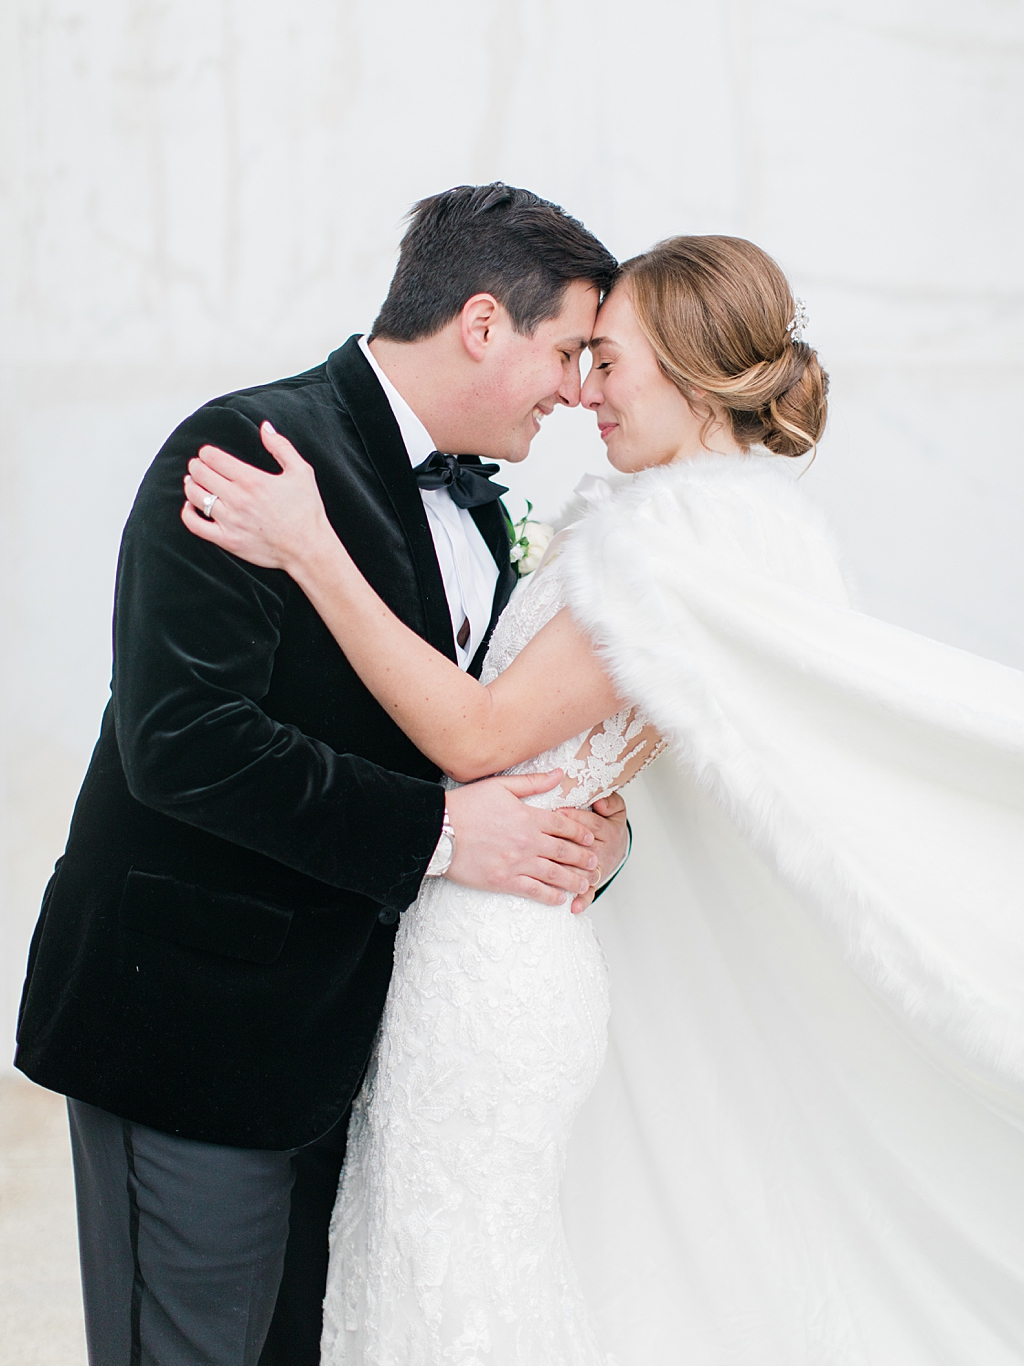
left=377, top=907, right=400, bottom=926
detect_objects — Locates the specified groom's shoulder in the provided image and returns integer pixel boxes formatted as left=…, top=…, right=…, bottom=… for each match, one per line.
left=206, top=334, right=363, bottom=430
left=209, top=357, right=333, bottom=413
left=152, top=336, right=368, bottom=475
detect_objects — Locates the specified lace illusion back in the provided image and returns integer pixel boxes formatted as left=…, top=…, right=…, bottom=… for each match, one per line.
left=322, top=555, right=659, bottom=1366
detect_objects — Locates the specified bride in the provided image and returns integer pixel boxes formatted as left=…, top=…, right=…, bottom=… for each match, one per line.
left=183, top=237, right=1024, bottom=1364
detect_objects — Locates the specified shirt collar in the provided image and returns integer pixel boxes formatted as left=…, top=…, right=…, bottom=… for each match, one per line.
left=358, top=335, right=436, bottom=468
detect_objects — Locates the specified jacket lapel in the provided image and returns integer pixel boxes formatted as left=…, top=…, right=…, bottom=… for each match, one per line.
left=326, top=337, right=457, bottom=663
left=468, top=494, right=517, bottom=679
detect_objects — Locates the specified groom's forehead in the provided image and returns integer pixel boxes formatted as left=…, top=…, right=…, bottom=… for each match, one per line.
left=549, top=327, right=593, bottom=351
left=546, top=280, right=601, bottom=345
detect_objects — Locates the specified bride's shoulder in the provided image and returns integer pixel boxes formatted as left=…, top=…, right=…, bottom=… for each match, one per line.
left=571, top=452, right=851, bottom=603
left=623, top=449, right=807, bottom=510
left=578, top=452, right=823, bottom=537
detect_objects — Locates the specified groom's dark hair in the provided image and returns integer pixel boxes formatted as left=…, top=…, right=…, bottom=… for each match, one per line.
left=371, top=183, right=617, bottom=342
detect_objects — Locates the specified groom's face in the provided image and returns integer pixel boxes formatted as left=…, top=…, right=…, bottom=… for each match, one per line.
left=462, top=281, right=600, bottom=463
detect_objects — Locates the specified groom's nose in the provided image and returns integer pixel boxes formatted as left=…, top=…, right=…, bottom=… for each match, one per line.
left=556, top=360, right=583, bottom=408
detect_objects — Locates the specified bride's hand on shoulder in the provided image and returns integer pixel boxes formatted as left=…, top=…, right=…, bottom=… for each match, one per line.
left=181, top=420, right=335, bottom=573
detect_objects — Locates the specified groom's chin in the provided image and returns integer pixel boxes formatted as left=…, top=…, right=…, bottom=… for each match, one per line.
left=502, top=427, right=540, bottom=464
left=473, top=418, right=539, bottom=464
left=479, top=439, right=531, bottom=465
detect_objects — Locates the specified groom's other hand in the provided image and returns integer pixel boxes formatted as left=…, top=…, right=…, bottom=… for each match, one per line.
left=567, top=793, right=629, bottom=916
left=445, top=772, right=598, bottom=907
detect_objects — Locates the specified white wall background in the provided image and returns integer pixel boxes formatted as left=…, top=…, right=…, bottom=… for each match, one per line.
left=2, top=0, right=1023, bottom=1071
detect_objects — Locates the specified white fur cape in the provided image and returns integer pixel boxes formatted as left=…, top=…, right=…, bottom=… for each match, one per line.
left=556, top=455, right=1024, bottom=1364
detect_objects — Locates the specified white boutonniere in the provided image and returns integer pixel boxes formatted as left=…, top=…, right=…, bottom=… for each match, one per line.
left=509, top=502, right=555, bottom=577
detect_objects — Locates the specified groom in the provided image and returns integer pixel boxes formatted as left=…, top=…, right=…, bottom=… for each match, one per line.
left=15, top=183, right=627, bottom=1365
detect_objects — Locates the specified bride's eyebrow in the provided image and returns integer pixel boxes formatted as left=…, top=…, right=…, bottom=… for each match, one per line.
left=588, top=336, right=618, bottom=350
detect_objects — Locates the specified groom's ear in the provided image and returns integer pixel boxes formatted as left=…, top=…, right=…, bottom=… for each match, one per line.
left=460, top=294, right=502, bottom=362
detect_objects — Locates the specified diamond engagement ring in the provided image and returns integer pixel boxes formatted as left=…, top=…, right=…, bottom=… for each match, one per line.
left=202, top=493, right=219, bottom=518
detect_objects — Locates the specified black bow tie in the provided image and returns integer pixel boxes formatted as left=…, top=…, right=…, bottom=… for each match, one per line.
left=412, top=451, right=509, bottom=509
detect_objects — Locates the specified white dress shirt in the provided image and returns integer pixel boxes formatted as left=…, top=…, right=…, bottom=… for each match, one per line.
left=359, top=336, right=500, bottom=671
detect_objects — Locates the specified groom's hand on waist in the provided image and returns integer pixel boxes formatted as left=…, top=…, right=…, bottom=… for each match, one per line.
left=444, top=772, right=598, bottom=908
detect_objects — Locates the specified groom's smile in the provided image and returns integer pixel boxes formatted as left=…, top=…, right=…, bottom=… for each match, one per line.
left=531, top=402, right=555, bottom=431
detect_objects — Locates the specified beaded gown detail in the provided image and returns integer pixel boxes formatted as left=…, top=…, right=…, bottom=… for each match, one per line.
left=321, top=553, right=661, bottom=1366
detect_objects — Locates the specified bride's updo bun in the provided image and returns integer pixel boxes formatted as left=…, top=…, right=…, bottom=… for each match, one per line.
left=618, top=236, right=828, bottom=457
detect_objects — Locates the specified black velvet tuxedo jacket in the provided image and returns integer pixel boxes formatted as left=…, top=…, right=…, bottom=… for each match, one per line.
left=15, top=336, right=518, bottom=1150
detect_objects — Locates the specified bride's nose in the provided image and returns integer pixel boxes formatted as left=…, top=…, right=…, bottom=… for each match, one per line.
left=581, top=371, right=602, bottom=410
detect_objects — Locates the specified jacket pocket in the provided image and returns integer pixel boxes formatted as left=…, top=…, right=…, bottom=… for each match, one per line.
left=118, top=869, right=294, bottom=965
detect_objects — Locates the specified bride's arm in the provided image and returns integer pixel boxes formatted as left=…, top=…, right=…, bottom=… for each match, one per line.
left=182, top=423, right=624, bottom=784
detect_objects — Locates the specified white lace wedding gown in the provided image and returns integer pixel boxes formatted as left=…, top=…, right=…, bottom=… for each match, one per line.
left=324, top=451, right=1024, bottom=1365
left=321, top=556, right=661, bottom=1366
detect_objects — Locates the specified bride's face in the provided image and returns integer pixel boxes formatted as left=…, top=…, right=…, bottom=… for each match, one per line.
left=582, top=284, right=733, bottom=472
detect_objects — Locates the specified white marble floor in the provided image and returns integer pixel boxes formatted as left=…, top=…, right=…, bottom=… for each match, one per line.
left=0, top=1078, right=86, bottom=1365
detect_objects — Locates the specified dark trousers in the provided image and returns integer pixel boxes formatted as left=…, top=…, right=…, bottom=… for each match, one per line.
left=68, top=1098, right=349, bottom=1366
left=258, top=1113, right=349, bottom=1366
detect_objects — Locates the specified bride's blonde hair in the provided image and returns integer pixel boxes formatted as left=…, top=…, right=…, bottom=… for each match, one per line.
left=618, top=236, right=828, bottom=457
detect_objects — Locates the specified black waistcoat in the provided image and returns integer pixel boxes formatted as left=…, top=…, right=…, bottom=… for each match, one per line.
left=15, top=337, right=517, bottom=1149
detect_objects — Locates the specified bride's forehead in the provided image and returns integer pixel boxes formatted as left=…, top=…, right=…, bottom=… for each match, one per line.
left=593, top=288, right=636, bottom=336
